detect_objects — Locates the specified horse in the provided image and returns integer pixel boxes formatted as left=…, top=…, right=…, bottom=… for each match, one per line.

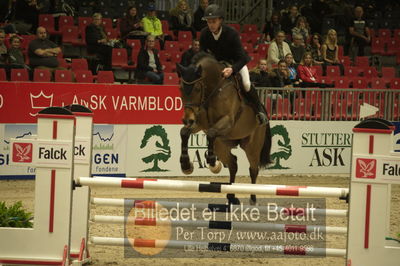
left=176, top=53, right=272, bottom=205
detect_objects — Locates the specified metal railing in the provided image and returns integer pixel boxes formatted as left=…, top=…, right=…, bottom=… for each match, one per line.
left=257, top=87, right=400, bottom=121
left=214, top=0, right=266, bottom=27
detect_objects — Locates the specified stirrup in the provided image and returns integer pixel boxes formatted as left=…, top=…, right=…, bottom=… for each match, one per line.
left=256, top=112, right=268, bottom=125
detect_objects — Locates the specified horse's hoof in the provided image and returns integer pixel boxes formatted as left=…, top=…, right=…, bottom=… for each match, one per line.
left=182, top=162, right=194, bottom=175
left=208, top=160, right=222, bottom=174
left=228, top=197, right=240, bottom=205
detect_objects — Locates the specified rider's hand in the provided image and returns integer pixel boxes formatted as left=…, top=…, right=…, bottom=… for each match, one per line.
left=222, top=67, right=233, bottom=78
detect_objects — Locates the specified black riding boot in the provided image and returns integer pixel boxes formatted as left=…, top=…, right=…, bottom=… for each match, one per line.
left=245, top=85, right=268, bottom=125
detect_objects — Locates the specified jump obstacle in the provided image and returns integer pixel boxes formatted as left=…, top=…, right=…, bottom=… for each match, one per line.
left=1, top=105, right=399, bottom=265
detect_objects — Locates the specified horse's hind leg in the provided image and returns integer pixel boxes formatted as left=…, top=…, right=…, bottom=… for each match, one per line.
left=214, top=139, right=240, bottom=205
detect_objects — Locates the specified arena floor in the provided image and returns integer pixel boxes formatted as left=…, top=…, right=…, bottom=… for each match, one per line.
left=1, top=175, right=399, bottom=266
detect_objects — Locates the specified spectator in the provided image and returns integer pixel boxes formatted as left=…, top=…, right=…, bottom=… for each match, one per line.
left=85, top=13, right=113, bottom=70
left=289, top=33, right=305, bottom=64
left=307, top=33, right=323, bottom=64
left=284, top=53, right=300, bottom=84
left=250, top=59, right=270, bottom=87
left=180, top=39, right=200, bottom=67
left=281, top=5, right=300, bottom=35
left=269, top=59, right=293, bottom=88
left=169, top=0, right=196, bottom=39
left=291, top=16, right=310, bottom=44
left=297, top=52, right=333, bottom=88
left=136, top=35, right=164, bottom=84
left=260, top=12, right=282, bottom=44
left=120, top=6, right=147, bottom=41
left=8, top=35, right=29, bottom=69
left=348, top=6, right=370, bottom=58
left=0, top=30, right=7, bottom=67
left=28, top=26, right=62, bottom=71
left=321, top=29, right=344, bottom=75
left=266, top=31, right=292, bottom=68
left=14, top=0, right=40, bottom=34
left=142, top=3, right=168, bottom=49
left=193, top=0, right=208, bottom=32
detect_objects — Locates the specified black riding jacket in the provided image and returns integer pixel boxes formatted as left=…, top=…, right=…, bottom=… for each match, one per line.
left=199, top=24, right=250, bottom=74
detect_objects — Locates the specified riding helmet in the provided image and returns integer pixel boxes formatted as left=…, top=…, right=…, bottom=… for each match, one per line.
left=202, top=4, right=224, bottom=20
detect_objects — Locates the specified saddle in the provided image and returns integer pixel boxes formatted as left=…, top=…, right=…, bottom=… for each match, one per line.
left=219, top=61, right=244, bottom=101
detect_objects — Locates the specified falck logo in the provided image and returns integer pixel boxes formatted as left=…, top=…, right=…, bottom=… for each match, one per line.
left=355, top=158, right=376, bottom=179
left=30, top=91, right=54, bottom=116
left=12, top=142, right=33, bottom=163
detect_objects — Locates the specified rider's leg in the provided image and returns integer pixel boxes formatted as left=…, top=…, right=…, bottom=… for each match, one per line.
left=239, top=66, right=268, bottom=124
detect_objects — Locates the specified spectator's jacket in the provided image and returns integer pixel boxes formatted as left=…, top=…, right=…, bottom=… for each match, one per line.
left=297, top=64, right=318, bottom=83
left=120, top=15, right=143, bottom=39
left=142, top=15, right=163, bottom=36
left=180, top=48, right=197, bottom=67
left=199, top=24, right=250, bottom=74
left=136, top=47, right=162, bottom=79
left=169, top=7, right=194, bottom=31
left=85, top=23, right=107, bottom=53
left=28, top=38, right=59, bottom=68
left=193, top=6, right=207, bottom=31
left=266, top=41, right=292, bottom=68
left=250, top=69, right=271, bottom=87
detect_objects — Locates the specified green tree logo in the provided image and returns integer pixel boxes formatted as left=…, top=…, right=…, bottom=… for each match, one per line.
left=140, top=126, right=171, bottom=172
left=268, top=125, right=292, bottom=169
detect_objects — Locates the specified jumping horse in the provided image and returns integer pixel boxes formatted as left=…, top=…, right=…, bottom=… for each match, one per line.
left=176, top=53, right=272, bottom=205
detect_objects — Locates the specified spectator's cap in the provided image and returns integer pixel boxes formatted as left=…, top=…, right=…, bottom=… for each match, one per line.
left=148, top=3, right=156, bottom=11
left=202, top=4, right=224, bottom=20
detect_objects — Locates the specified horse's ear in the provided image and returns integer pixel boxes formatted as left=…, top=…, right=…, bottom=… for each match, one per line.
left=176, top=63, right=184, bottom=77
left=195, top=65, right=202, bottom=77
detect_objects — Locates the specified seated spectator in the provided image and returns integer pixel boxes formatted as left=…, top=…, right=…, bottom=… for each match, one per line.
left=0, top=29, right=7, bottom=68
left=269, top=59, right=293, bottom=88
left=142, top=3, right=169, bottom=49
left=180, top=39, right=200, bottom=67
left=291, top=16, right=310, bottom=44
left=348, top=6, right=370, bottom=58
left=297, top=52, right=333, bottom=88
left=306, top=33, right=323, bottom=64
left=136, top=35, right=164, bottom=84
left=260, top=12, right=282, bottom=44
left=8, top=35, right=29, bottom=69
left=28, top=26, right=62, bottom=71
left=169, top=0, right=196, bottom=39
left=321, top=29, right=344, bottom=75
left=284, top=53, right=300, bottom=84
left=281, top=5, right=300, bottom=35
left=193, top=0, right=208, bottom=32
left=85, top=13, right=113, bottom=70
left=250, top=59, right=270, bottom=87
left=266, top=31, right=292, bottom=68
left=120, top=6, right=148, bottom=41
left=289, top=33, right=305, bottom=64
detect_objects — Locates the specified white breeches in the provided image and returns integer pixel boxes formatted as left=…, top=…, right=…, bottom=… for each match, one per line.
left=239, top=65, right=251, bottom=91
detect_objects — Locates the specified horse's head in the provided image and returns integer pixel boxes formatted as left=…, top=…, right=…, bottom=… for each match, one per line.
left=176, top=63, right=205, bottom=128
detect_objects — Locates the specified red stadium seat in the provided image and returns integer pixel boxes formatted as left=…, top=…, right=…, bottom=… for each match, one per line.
left=371, top=38, right=385, bottom=55
left=164, top=41, right=180, bottom=52
left=385, top=38, right=400, bottom=55
left=344, top=66, right=362, bottom=77
left=293, top=98, right=312, bottom=120
left=169, top=51, right=182, bottom=63
left=352, top=78, right=368, bottom=89
left=162, top=62, right=174, bottom=73
left=381, top=67, right=395, bottom=84
left=390, top=78, right=400, bottom=90
left=74, top=70, right=94, bottom=83
left=38, top=14, right=60, bottom=35
left=164, top=72, right=179, bottom=85
left=58, top=15, right=74, bottom=30
left=11, top=68, right=29, bottom=81
left=256, top=43, right=269, bottom=57
left=363, top=67, right=378, bottom=78
left=33, top=69, right=51, bottom=82
left=178, top=31, right=192, bottom=42
left=101, top=18, right=113, bottom=30
left=369, top=78, right=386, bottom=89
left=78, top=17, right=92, bottom=33
left=71, top=59, right=89, bottom=71
left=54, top=70, right=73, bottom=83
left=161, top=20, right=169, bottom=32
left=61, top=26, right=84, bottom=46
left=96, top=71, right=114, bottom=83
left=242, top=43, right=254, bottom=53
left=335, top=77, right=352, bottom=88
left=354, top=56, right=369, bottom=67
left=126, top=39, right=142, bottom=51
left=242, top=24, right=258, bottom=34
left=240, top=33, right=252, bottom=44
left=326, top=65, right=341, bottom=77
left=105, top=28, right=119, bottom=39
left=158, top=50, right=170, bottom=63
left=339, top=56, right=351, bottom=66
left=228, top=23, right=241, bottom=32
left=377, top=29, right=392, bottom=41
left=179, top=41, right=192, bottom=52
left=0, top=68, right=6, bottom=81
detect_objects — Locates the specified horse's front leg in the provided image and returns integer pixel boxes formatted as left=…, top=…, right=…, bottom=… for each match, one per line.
left=180, top=126, right=193, bottom=174
left=206, top=115, right=234, bottom=174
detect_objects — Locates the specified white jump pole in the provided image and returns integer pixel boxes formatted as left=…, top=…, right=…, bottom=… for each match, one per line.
left=91, top=197, right=348, bottom=218
left=90, top=236, right=347, bottom=257
left=0, top=107, right=75, bottom=265
left=92, top=215, right=347, bottom=235
left=346, top=119, right=400, bottom=266
left=78, top=177, right=349, bottom=198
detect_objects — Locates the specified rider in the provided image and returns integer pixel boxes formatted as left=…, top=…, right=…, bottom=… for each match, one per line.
left=199, top=4, right=268, bottom=124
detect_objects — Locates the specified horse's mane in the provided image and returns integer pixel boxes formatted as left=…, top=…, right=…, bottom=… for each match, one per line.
left=190, top=51, right=217, bottom=66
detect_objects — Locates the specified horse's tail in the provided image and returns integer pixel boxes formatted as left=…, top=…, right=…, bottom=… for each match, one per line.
left=259, top=122, right=272, bottom=168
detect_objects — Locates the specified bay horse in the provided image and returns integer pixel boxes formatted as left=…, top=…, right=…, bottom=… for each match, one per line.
left=176, top=53, right=272, bottom=205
